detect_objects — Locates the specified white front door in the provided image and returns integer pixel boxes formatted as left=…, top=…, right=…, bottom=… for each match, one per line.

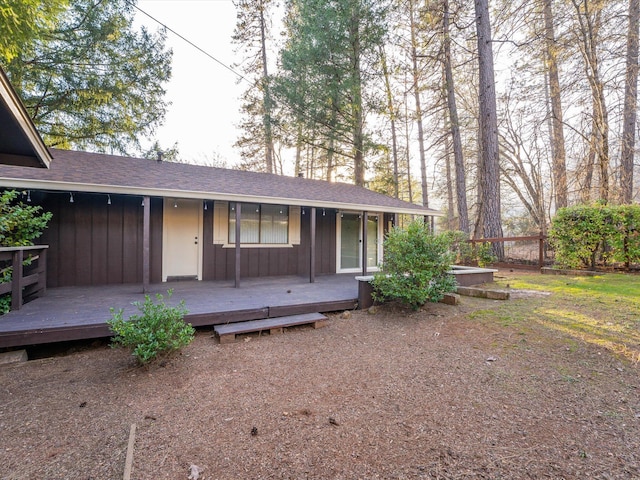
left=162, top=198, right=203, bottom=281
left=337, top=212, right=381, bottom=273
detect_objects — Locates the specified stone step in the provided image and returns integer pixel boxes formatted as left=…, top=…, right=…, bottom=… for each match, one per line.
left=0, top=349, right=28, bottom=366
left=456, top=286, right=510, bottom=300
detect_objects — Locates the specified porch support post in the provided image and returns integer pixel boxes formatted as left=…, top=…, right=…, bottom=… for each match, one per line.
left=142, top=195, right=150, bottom=293
left=394, top=213, right=399, bottom=228
left=235, top=203, right=241, bottom=288
left=309, top=207, right=316, bottom=283
left=362, top=211, right=368, bottom=276
left=11, top=248, right=23, bottom=310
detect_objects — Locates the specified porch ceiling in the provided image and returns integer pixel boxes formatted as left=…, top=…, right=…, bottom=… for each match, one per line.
left=0, top=69, right=51, bottom=169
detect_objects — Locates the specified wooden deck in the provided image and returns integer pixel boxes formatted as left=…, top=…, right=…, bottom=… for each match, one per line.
left=0, top=275, right=358, bottom=349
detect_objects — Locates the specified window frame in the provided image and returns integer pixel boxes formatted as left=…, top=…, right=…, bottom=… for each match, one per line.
left=228, top=202, right=289, bottom=245
left=213, top=201, right=301, bottom=249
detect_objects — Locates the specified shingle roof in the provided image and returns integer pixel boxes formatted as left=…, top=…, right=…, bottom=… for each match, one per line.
left=0, top=148, right=440, bottom=216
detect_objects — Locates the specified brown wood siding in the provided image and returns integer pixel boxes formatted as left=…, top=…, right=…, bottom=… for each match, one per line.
left=33, top=193, right=340, bottom=286
left=202, top=205, right=215, bottom=280
left=57, top=195, right=77, bottom=285
left=204, top=244, right=305, bottom=280
left=122, top=200, right=139, bottom=283
left=298, top=209, right=336, bottom=275
left=38, top=191, right=59, bottom=284
left=202, top=204, right=337, bottom=281
left=38, top=192, right=162, bottom=287
left=384, top=213, right=394, bottom=234
left=150, top=197, right=163, bottom=284
left=106, top=195, right=124, bottom=284
left=91, top=203, right=108, bottom=285
left=314, top=209, right=337, bottom=274
left=75, top=202, right=92, bottom=285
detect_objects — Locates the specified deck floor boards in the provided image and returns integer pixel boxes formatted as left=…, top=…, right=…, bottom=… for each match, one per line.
left=0, top=274, right=358, bottom=348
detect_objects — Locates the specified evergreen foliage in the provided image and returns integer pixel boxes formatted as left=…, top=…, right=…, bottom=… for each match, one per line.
left=0, top=0, right=67, bottom=62
left=274, top=0, right=387, bottom=184
left=372, top=221, right=456, bottom=309
left=108, top=290, right=194, bottom=365
left=0, top=191, right=52, bottom=247
left=1, top=0, right=171, bottom=154
left=0, top=190, right=53, bottom=314
left=549, top=204, right=640, bottom=269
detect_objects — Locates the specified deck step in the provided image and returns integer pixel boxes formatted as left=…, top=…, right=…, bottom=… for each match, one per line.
left=214, top=312, right=328, bottom=344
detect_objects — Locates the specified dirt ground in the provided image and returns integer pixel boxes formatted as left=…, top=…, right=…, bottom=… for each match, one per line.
left=0, top=276, right=639, bottom=479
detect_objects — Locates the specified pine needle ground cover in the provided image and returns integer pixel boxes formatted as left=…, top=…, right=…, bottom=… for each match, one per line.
left=0, top=270, right=638, bottom=478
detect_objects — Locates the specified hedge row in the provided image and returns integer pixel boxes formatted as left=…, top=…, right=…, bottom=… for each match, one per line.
left=549, top=204, right=640, bottom=269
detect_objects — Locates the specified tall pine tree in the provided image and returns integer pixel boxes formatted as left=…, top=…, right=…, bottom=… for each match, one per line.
left=2, top=0, right=172, bottom=154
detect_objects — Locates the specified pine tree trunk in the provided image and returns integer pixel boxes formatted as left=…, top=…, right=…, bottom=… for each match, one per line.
left=444, top=114, right=456, bottom=230
left=404, top=83, right=414, bottom=203
left=443, top=0, right=469, bottom=233
left=409, top=0, right=429, bottom=208
left=259, top=2, right=274, bottom=174
left=573, top=0, right=609, bottom=202
left=543, top=0, right=568, bottom=209
left=350, top=3, right=365, bottom=187
left=582, top=132, right=595, bottom=203
left=294, top=124, right=303, bottom=177
left=621, top=0, right=640, bottom=204
left=474, top=0, right=503, bottom=257
left=381, top=45, right=400, bottom=198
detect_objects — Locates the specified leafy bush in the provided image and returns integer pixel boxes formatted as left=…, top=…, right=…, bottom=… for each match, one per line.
left=475, top=242, right=498, bottom=267
left=372, top=221, right=457, bottom=310
left=440, top=230, right=474, bottom=264
left=549, top=204, right=632, bottom=269
left=0, top=190, right=52, bottom=247
left=609, top=205, right=640, bottom=267
left=0, top=266, right=12, bottom=314
left=0, top=190, right=53, bottom=313
left=440, top=230, right=497, bottom=267
left=108, top=290, right=194, bottom=365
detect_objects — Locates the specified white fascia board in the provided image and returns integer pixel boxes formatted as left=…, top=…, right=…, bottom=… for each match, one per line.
left=0, top=73, right=52, bottom=168
left=0, top=177, right=443, bottom=217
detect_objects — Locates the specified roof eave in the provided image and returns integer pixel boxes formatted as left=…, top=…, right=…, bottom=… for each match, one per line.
left=0, top=70, right=52, bottom=169
left=0, top=177, right=443, bottom=217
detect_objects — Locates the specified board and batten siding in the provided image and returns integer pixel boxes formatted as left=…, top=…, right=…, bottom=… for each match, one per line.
left=202, top=201, right=336, bottom=281
left=31, top=193, right=338, bottom=287
left=37, top=192, right=163, bottom=287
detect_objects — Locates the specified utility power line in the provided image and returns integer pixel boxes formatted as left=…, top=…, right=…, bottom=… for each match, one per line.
left=128, top=0, right=247, bottom=83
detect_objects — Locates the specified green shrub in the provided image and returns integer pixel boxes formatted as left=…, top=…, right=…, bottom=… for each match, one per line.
left=0, top=294, right=10, bottom=315
left=609, top=204, right=640, bottom=267
left=0, top=190, right=53, bottom=314
left=549, top=204, right=632, bottom=269
left=108, top=290, right=194, bottom=365
left=0, top=266, right=11, bottom=314
left=372, top=221, right=457, bottom=310
left=0, top=190, right=52, bottom=247
left=440, top=230, right=474, bottom=264
left=475, top=242, right=498, bottom=267
left=439, top=230, right=497, bottom=267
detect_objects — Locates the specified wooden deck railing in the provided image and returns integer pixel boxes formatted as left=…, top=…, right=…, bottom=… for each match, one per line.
left=0, top=245, right=48, bottom=311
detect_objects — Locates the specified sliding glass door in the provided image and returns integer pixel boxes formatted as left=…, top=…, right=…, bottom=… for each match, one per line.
left=338, top=212, right=380, bottom=272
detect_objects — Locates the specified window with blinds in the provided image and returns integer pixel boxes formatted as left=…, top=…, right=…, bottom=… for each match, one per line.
left=228, top=202, right=289, bottom=244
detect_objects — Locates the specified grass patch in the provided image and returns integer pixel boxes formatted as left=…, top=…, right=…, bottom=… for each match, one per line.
left=477, top=272, right=640, bottom=363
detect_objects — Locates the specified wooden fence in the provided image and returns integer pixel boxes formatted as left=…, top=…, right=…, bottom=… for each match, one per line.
left=469, top=233, right=547, bottom=269
left=0, top=245, right=48, bottom=311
